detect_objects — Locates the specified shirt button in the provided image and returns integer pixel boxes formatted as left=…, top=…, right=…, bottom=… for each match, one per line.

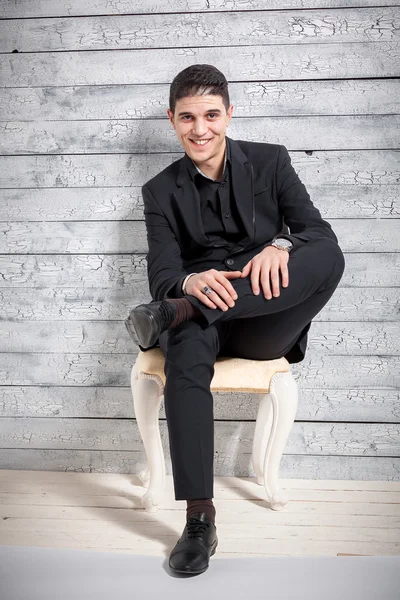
left=220, top=182, right=226, bottom=187
left=226, top=258, right=234, bottom=266
left=224, top=213, right=230, bottom=218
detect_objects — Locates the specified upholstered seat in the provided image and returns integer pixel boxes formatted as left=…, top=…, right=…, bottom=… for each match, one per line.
left=130, top=348, right=298, bottom=512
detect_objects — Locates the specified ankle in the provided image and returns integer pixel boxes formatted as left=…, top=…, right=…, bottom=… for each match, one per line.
left=186, top=498, right=216, bottom=524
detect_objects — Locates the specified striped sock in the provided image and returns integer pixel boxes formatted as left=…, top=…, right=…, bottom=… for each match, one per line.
left=160, top=298, right=203, bottom=329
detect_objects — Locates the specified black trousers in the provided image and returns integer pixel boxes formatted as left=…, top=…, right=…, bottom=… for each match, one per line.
left=158, top=237, right=345, bottom=500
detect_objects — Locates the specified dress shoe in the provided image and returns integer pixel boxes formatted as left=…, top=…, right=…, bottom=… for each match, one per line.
left=124, top=300, right=175, bottom=349
left=169, top=512, right=218, bottom=575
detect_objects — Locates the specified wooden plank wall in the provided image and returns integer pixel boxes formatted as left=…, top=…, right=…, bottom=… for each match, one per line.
left=0, top=1, right=399, bottom=480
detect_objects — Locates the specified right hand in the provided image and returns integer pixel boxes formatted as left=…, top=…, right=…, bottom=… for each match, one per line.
left=185, top=269, right=242, bottom=311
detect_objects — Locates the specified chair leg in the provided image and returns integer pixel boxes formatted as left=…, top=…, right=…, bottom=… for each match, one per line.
left=130, top=363, right=165, bottom=512
left=252, top=392, right=273, bottom=485
left=255, top=371, right=298, bottom=511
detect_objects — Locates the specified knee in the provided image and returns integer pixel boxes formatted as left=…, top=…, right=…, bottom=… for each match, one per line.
left=328, top=239, right=345, bottom=280
left=317, top=237, right=345, bottom=282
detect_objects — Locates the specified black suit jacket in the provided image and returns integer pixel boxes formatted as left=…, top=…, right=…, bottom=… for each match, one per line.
left=141, top=136, right=339, bottom=362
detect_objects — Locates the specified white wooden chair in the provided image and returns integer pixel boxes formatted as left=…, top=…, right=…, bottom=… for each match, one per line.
left=130, top=348, right=298, bottom=513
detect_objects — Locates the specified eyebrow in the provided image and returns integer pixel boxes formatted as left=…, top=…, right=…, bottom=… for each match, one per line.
left=177, top=109, right=222, bottom=117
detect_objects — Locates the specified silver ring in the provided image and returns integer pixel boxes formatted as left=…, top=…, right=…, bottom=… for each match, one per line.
left=202, top=285, right=213, bottom=297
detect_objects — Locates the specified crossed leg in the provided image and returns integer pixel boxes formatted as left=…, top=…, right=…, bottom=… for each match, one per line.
left=158, top=237, right=345, bottom=499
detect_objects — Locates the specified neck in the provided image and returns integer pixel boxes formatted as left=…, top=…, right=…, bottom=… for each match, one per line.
left=192, top=138, right=226, bottom=181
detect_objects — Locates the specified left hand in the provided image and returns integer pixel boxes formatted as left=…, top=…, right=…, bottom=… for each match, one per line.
left=240, top=246, right=289, bottom=299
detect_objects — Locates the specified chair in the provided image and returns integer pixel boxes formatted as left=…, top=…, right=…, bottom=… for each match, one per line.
left=130, top=347, right=298, bottom=513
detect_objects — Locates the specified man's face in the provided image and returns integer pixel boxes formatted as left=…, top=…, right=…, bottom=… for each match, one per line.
left=167, top=95, right=233, bottom=165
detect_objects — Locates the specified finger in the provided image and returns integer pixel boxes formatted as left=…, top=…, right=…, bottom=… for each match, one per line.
left=259, top=265, right=272, bottom=299
left=250, top=262, right=261, bottom=295
left=223, top=270, right=243, bottom=279
left=281, top=264, right=289, bottom=288
left=240, top=262, right=251, bottom=277
left=192, top=280, right=218, bottom=310
left=215, top=271, right=240, bottom=295
left=269, top=263, right=281, bottom=297
left=211, top=274, right=237, bottom=305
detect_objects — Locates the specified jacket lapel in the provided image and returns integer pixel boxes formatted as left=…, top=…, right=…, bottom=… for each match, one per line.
left=172, top=161, right=210, bottom=247
left=228, top=137, right=255, bottom=248
left=172, top=136, right=255, bottom=248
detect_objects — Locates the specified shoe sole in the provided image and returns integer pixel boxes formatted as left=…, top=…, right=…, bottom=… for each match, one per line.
left=124, top=306, right=160, bottom=349
left=169, top=539, right=218, bottom=575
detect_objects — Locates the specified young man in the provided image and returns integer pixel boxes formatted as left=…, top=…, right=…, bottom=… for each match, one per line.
left=125, top=64, right=345, bottom=575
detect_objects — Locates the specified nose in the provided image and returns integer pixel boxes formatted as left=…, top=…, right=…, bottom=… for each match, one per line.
left=192, top=118, right=208, bottom=138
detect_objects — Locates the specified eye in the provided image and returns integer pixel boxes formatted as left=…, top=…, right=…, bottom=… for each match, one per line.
left=208, top=113, right=217, bottom=118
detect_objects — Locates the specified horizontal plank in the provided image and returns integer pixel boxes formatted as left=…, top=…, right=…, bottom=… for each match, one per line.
left=2, top=115, right=399, bottom=154
left=2, top=470, right=400, bottom=492
left=0, top=385, right=398, bottom=422
left=1, top=321, right=399, bottom=356
left=3, top=472, right=398, bottom=557
left=2, top=1, right=399, bottom=18
left=2, top=529, right=399, bottom=556
left=1, top=185, right=399, bottom=221
left=2, top=517, right=399, bottom=545
left=0, top=253, right=398, bottom=287
left=4, top=8, right=399, bottom=53
left=0, top=354, right=398, bottom=388
left=1, top=454, right=399, bottom=483
left=0, top=286, right=398, bottom=322
left=1, top=151, right=398, bottom=188
left=1, top=80, right=399, bottom=122
left=0, top=418, right=399, bottom=458
left=2, top=43, right=399, bottom=87
left=0, top=219, right=398, bottom=253
left=2, top=505, right=399, bottom=531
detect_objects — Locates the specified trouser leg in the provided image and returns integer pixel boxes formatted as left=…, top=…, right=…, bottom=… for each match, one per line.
left=186, top=237, right=345, bottom=327
left=217, top=275, right=341, bottom=361
left=159, top=320, right=219, bottom=500
left=159, top=237, right=344, bottom=500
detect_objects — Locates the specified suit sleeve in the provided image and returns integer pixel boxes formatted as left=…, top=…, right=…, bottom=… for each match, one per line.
left=272, top=145, right=338, bottom=250
left=143, top=184, right=187, bottom=300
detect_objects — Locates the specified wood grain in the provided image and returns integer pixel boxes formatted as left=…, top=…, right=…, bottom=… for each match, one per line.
left=2, top=43, right=399, bottom=87
left=3, top=8, right=399, bottom=52
left=2, top=80, right=398, bottom=121
left=2, top=115, right=398, bottom=154
left=2, top=0, right=400, bottom=18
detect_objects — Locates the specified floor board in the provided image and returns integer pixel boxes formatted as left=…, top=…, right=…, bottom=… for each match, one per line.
left=0, top=471, right=398, bottom=557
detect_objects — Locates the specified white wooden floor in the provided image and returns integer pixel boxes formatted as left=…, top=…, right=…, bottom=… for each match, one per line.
left=0, top=470, right=399, bottom=558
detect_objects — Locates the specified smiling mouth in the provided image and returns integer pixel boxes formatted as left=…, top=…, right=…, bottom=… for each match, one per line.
left=189, top=138, right=213, bottom=147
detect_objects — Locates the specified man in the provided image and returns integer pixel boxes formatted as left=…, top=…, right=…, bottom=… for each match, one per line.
left=125, top=64, right=345, bottom=575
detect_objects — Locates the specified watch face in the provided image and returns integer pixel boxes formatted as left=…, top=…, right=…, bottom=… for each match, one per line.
left=275, top=239, right=292, bottom=249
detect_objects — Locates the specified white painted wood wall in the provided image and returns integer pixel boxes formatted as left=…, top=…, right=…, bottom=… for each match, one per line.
left=0, top=1, right=399, bottom=480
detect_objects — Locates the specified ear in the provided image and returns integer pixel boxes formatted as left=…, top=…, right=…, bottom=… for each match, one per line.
left=167, top=108, right=175, bottom=128
left=226, top=104, right=234, bottom=124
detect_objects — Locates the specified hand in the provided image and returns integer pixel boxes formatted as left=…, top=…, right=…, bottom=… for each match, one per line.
left=185, top=269, right=242, bottom=311
left=240, top=246, right=289, bottom=299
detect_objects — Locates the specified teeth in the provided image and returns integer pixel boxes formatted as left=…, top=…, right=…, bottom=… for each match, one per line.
left=192, top=139, right=210, bottom=145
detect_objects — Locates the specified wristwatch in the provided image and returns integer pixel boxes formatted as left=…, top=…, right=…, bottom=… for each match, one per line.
left=271, top=238, right=293, bottom=253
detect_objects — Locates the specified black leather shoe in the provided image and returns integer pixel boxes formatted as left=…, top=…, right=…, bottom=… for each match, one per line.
left=124, top=301, right=175, bottom=349
left=169, top=513, right=218, bottom=575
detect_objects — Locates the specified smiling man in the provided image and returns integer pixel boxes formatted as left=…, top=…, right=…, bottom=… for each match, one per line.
left=125, top=64, right=345, bottom=575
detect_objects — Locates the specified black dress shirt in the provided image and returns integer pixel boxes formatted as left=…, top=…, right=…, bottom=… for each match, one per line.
left=171, top=137, right=247, bottom=297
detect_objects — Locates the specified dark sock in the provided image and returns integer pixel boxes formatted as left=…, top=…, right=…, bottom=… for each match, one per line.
left=160, top=298, right=203, bottom=329
left=186, top=498, right=216, bottom=524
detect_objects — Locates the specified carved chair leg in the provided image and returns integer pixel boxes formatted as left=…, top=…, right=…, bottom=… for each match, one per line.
left=256, top=371, right=298, bottom=511
left=252, top=392, right=273, bottom=485
left=130, top=364, right=165, bottom=512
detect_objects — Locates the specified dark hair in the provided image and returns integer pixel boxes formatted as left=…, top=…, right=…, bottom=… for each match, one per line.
left=169, top=64, right=230, bottom=115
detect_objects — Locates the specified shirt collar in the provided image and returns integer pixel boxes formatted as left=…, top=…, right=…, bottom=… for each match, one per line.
left=186, top=137, right=231, bottom=183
